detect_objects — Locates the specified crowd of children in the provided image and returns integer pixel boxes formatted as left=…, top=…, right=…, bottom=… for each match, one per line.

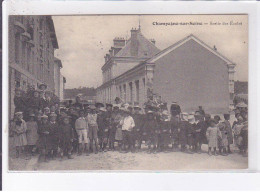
left=10, top=89, right=248, bottom=162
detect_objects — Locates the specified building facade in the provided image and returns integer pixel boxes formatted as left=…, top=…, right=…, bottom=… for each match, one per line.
left=8, top=16, right=65, bottom=118
left=97, top=29, right=235, bottom=113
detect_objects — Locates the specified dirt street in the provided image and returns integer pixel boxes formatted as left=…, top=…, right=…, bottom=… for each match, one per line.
left=9, top=144, right=247, bottom=171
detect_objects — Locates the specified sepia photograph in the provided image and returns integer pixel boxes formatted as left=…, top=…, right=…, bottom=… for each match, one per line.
left=7, top=14, right=248, bottom=171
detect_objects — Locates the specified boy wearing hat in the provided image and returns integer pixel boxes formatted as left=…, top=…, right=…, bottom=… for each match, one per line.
left=10, top=112, right=28, bottom=158
left=187, top=114, right=195, bottom=154
left=105, top=104, right=113, bottom=151
left=120, top=110, right=135, bottom=153
left=26, top=113, right=39, bottom=157
left=38, top=115, right=51, bottom=162
left=75, top=110, right=89, bottom=155
left=142, top=111, right=159, bottom=153
left=132, top=105, right=144, bottom=151
left=97, top=107, right=108, bottom=151
left=59, top=116, right=74, bottom=159
left=87, top=105, right=99, bottom=154
left=179, top=113, right=189, bottom=152
left=49, top=113, right=60, bottom=159
left=159, top=110, right=171, bottom=152
left=113, top=106, right=124, bottom=151
left=193, top=111, right=204, bottom=154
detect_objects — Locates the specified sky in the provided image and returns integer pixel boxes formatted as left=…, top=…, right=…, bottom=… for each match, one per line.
left=53, top=15, right=248, bottom=89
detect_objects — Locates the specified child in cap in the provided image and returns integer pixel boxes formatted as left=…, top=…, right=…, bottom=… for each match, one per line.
left=58, top=116, right=74, bottom=160
left=159, top=110, right=171, bottom=152
left=26, top=113, right=39, bottom=157
left=206, top=119, right=222, bottom=156
left=223, top=114, right=233, bottom=154
left=37, top=115, right=51, bottom=162
left=179, top=113, right=189, bottom=152
left=75, top=110, right=89, bottom=156
left=48, top=113, right=60, bottom=159
left=187, top=114, right=195, bottom=154
left=10, top=112, right=28, bottom=158
left=141, top=111, right=158, bottom=154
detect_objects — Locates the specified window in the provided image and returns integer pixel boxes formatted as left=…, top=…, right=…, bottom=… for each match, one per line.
left=129, top=82, right=133, bottom=103
left=15, top=33, right=20, bottom=64
left=27, top=47, right=31, bottom=72
left=22, top=41, right=26, bottom=69
left=123, top=84, right=126, bottom=102
left=28, top=27, right=34, bottom=40
left=135, top=80, right=139, bottom=102
left=119, top=85, right=122, bottom=99
left=39, top=19, right=43, bottom=30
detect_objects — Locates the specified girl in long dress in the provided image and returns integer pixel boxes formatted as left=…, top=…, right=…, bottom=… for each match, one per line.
left=10, top=112, right=28, bottom=158
left=206, top=119, right=222, bottom=156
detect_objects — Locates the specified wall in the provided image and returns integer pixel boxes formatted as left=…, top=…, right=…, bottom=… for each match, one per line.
left=153, top=39, right=230, bottom=113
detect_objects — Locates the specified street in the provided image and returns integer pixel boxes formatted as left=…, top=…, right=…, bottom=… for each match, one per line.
left=9, top=144, right=247, bottom=171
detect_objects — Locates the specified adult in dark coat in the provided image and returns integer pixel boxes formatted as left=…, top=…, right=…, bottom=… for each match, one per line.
left=26, top=90, right=41, bottom=115
left=13, top=89, right=27, bottom=113
left=170, top=102, right=181, bottom=117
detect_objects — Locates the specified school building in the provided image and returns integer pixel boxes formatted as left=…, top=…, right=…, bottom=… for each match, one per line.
left=96, top=27, right=235, bottom=113
left=8, top=16, right=66, bottom=118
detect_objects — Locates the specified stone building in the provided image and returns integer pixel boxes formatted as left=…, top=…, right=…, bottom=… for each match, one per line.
left=8, top=16, right=65, bottom=118
left=97, top=27, right=236, bottom=113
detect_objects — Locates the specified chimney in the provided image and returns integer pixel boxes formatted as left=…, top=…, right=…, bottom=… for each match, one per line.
left=113, top=37, right=126, bottom=48
left=150, top=39, right=156, bottom=45
left=130, top=28, right=138, bottom=56
left=104, top=54, right=110, bottom=63
left=109, top=49, right=113, bottom=57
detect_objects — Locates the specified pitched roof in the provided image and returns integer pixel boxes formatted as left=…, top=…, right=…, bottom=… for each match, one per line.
left=147, top=34, right=235, bottom=65
left=115, top=31, right=160, bottom=58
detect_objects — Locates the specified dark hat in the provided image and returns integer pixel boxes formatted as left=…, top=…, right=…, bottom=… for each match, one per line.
left=209, top=119, right=216, bottom=124
left=214, top=115, right=221, bottom=121
left=106, top=103, right=113, bottom=108
left=39, top=83, right=47, bottom=89
left=95, top=102, right=104, bottom=108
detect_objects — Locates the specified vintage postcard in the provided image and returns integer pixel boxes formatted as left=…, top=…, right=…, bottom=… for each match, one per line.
left=6, top=14, right=249, bottom=171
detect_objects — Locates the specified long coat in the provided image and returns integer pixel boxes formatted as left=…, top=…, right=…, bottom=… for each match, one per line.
left=179, top=121, right=189, bottom=145
left=206, top=126, right=222, bottom=148
left=14, top=96, right=27, bottom=113
left=26, top=121, right=39, bottom=145
left=11, top=119, right=27, bottom=147
left=159, top=120, right=172, bottom=145
left=38, top=122, right=52, bottom=150
left=49, top=122, right=60, bottom=150
left=59, top=124, right=74, bottom=150
left=223, top=120, right=233, bottom=145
